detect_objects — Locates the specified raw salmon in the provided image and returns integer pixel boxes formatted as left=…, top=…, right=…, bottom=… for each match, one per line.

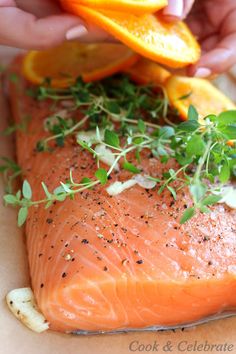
left=8, top=58, right=236, bottom=333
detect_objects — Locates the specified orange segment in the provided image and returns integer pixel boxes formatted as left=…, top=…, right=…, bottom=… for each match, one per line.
left=165, top=76, right=236, bottom=120
left=61, top=0, right=167, bottom=14
left=61, top=3, right=201, bottom=69
left=125, top=57, right=171, bottom=86
left=22, top=42, right=139, bottom=88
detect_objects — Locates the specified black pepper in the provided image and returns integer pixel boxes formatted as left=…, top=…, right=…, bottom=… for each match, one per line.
left=136, top=260, right=143, bottom=265
left=46, top=218, right=53, bottom=224
left=81, top=239, right=89, bottom=244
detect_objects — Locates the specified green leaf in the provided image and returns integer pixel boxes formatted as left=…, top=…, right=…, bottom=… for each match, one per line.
left=41, top=182, right=51, bottom=199
left=180, top=207, right=196, bottom=224
left=199, top=206, right=210, bottom=214
left=190, top=183, right=207, bottom=203
left=188, top=105, right=198, bottom=121
left=53, top=186, right=65, bottom=195
left=167, top=186, right=177, bottom=200
left=135, top=150, right=141, bottom=163
left=104, top=130, right=120, bottom=148
left=36, top=140, right=46, bottom=152
left=106, top=101, right=120, bottom=114
left=219, top=161, right=230, bottom=183
left=186, top=135, right=206, bottom=157
left=45, top=201, right=53, bottom=209
left=159, top=126, right=175, bottom=139
left=177, top=120, right=199, bottom=132
left=18, top=207, right=28, bottom=227
left=22, top=180, right=32, bottom=200
left=55, top=194, right=67, bottom=201
left=123, top=161, right=140, bottom=174
left=220, top=125, right=236, bottom=139
left=201, top=194, right=222, bottom=206
left=16, top=190, right=21, bottom=200
left=95, top=168, right=108, bottom=185
left=137, top=119, right=146, bottom=134
left=217, top=110, right=236, bottom=125
left=133, top=137, right=144, bottom=145
left=80, top=177, right=92, bottom=185
left=176, top=154, right=193, bottom=166
left=4, top=194, right=18, bottom=205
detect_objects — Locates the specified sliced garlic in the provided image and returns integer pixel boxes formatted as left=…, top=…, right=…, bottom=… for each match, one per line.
left=106, top=179, right=137, bottom=196
left=6, top=288, right=49, bottom=333
left=107, top=175, right=157, bottom=196
left=95, top=144, right=119, bottom=170
left=77, top=129, right=104, bottom=145
left=218, top=186, right=236, bottom=209
left=134, top=174, right=157, bottom=189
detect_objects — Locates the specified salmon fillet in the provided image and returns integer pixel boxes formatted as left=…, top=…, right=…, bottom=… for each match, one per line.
left=8, top=58, right=236, bottom=333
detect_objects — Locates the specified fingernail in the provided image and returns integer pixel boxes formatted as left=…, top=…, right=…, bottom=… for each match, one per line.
left=194, top=68, right=212, bottom=78
left=66, top=25, right=88, bottom=40
left=163, top=0, right=184, bottom=17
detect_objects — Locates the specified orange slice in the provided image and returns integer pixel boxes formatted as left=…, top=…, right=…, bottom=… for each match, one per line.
left=125, top=57, right=171, bottom=86
left=60, top=0, right=167, bottom=14
left=61, top=3, right=201, bottom=69
left=165, top=76, right=236, bottom=120
left=22, top=42, right=139, bottom=88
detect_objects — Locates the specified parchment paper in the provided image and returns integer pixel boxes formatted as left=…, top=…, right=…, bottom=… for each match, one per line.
left=0, top=46, right=235, bottom=354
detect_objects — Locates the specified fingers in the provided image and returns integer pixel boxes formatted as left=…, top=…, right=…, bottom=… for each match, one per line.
left=162, top=0, right=184, bottom=21
left=0, top=7, right=87, bottom=49
left=66, top=23, right=115, bottom=43
left=188, top=33, right=236, bottom=77
left=162, top=0, right=195, bottom=21
left=15, top=0, right=62, bottom=17
left=182, top=0, right=195, bottom=19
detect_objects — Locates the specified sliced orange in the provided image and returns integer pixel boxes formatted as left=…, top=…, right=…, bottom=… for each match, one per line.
left=22, top=42, right=139, bottom=88
left=165, top=76, right=236, bottom=120
left=125, top=57, right=171, bottom=86
left=61, top=4, right=201, bottom=69
left=60, top=0, right=167, bottom=14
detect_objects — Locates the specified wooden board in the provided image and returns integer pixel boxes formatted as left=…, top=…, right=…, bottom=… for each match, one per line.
left=0, top=46, right=236, bottom=354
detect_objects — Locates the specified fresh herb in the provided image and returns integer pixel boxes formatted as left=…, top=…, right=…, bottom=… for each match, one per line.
left=0, top=157, right=21, bottom=193
left=2, top=115, right=31, bottom=136
left=2, top=76, right=236, bottom=226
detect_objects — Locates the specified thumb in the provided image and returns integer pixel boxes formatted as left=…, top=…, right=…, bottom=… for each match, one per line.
left=0, top=7, right=87, bottom=49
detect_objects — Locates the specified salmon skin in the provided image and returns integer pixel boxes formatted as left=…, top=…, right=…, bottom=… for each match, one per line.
left=8, top=58, right=236, bottom=334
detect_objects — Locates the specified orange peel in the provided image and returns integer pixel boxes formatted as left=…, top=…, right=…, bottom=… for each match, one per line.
left=61, top=3, right=201, bottom=69
left=22, top=42, right=138, bottom=88
left=165, top=76, right=236, bottom=120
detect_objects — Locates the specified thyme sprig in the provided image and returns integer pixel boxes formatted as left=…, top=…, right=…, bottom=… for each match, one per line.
left=0, top=157, right=21, bottom=193
left=2, top=76, right=236, bottom=226
left=34, top=76, right=173, bottom=151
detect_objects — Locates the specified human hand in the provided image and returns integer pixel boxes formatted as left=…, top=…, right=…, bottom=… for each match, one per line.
left=162, top=0, right=195, bottom=21
left=186, top=0, right=236, bottom=77
left=0, top=0, right=110, bottom=50
left=162, top=0, right=236, bottom=77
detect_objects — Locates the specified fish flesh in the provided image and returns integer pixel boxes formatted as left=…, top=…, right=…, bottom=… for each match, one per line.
left=8, top=58, right=236, bottom=333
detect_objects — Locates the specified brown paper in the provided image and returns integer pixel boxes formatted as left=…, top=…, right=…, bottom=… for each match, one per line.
left=0, top=46, right=235, bottom=354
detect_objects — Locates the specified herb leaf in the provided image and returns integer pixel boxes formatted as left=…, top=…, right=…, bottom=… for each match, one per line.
left=95, top=168, right=108, bottom=185
left=22, top=180, right=32, bottom=200
left=180, top=207, right=196, bottom=224
left=104, top=130, right=120, bottom=148
left=18, top=207, right=28, bottom=227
